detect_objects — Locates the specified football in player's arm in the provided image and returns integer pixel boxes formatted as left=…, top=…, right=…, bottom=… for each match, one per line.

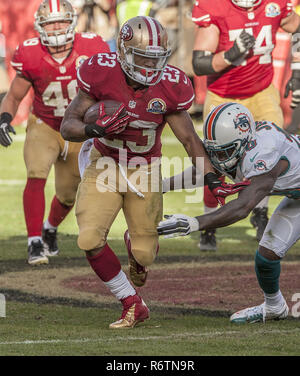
left=61, top=15, right=249, bottom=329
left=158, top=102, right=300, bottom=324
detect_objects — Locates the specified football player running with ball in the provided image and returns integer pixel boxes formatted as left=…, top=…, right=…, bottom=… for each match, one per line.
left=192, top=0, right=300, bottom=249
left=158, top=102, right=300, bottom=324
left=61, top=16, right=248, bottom=329
left=0, top=0, right=109, bottom=265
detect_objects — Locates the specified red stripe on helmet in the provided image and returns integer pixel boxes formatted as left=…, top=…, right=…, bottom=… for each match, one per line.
left=49, top=0, right=53, bottom=12
left=152, top=18, right=161, bottom=46
left=143, top=17, right=153, bottom=46
left=206, top=103, right=228, bottom=140
left=57, top=0, right=60, bottom=11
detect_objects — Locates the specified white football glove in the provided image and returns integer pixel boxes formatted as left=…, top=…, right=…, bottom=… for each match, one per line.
left=157, top=214, right=200, bottom=238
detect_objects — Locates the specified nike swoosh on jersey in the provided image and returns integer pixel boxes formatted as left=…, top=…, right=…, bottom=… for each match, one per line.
left=250, top=152, right=259, bottom=162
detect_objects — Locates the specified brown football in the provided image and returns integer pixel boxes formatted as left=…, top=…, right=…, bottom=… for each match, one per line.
left=83, top=99, right=127, bottom=124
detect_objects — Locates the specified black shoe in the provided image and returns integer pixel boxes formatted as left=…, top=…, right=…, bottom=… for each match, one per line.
left=250, top=207, right=269, bottom=242
left=198, top=229, right=217, bottom=251
left=42, top=226, right=59, bottom=256
left=28, top=239, right=49, bottom=266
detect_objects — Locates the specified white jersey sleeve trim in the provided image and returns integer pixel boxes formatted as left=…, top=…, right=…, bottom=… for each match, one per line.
left=192, top=14, right=211, bottom=23
left=77, top=68, right=91, bottom=92
left=177, top=94, right=195, bottom=110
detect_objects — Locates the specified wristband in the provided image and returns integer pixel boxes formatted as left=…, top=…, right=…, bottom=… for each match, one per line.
left=192, top=50, right=216, bottom=76
left=204, top=172, right=219, bottom=186
left=84, top=124, right=105, bottom=138
left=0, top=112, right=13, bottom=124
left=291, top=62, right=300, bottom=71
left=190, top=217, right=200, bottom=232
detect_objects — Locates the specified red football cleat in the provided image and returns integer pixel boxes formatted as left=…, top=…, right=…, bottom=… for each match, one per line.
left=109, top=294, right=150, bottom=329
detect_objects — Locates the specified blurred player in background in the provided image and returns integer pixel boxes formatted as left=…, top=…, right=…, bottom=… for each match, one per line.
left=61, top=15, right=247, bottom=328
left=71, top=0, right=118, bottom=51
left=192, top=0, right=300, bottom=250
left=0, top=0, right=109, bottom=265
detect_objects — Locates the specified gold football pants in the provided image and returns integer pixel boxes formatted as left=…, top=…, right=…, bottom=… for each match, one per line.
left=24, top=114, right=82, bottom=206
left=204, top=83, right=284, bottom=127
left=76, top=146, right=163, bottom=267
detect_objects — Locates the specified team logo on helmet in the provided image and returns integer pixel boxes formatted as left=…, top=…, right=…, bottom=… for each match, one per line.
left=234, top=113, right=251, bottom=133
left=265, top=3, right=281, bottom=17
left=120, top=23, right=133, bottom=41
left=254, top=160, right=267, bottom=171
left=76, top=55, right=88, bottom=68
left=147, top=98, right=166, bottom=114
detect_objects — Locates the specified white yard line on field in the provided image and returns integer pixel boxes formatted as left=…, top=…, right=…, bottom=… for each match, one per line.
left=13, top=134, right=26, bottom=142
left=0, top=179, right=26, bottom=185
left=0, top=328, right=299, bottom=346
left=0, top=179, right=55, bottom=185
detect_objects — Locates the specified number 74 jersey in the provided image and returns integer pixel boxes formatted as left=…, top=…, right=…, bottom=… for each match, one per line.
left=192, top=0, right=293, bottom=98
left=11, top=33, right=110, bottom=131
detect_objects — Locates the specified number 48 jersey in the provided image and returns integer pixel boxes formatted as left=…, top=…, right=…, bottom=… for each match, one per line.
left=11, top=33, right=110, bottom=131
left=192, top=0, right=293, bottom=98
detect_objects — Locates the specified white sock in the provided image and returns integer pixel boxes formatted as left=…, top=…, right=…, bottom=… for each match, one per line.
left=43, top=219, right=57, bottom=230
left=103, top=270, right=136, bottom=300
left=204, top=205, right=218, bottom=214
left=264, top=290, right=285, bottom=309
left=28, top=236, right=42, bottom=246
left=255, top=196, right=269, bottom=209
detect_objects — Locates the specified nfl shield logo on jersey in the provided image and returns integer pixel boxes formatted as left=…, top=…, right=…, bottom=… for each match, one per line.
left=265, top=3, right=281, bottom=17
left=128, top=100, right=136, bottom=109
left=59, top=66, right=66, bottom=74
left=247, top=12, right=255, bottom=20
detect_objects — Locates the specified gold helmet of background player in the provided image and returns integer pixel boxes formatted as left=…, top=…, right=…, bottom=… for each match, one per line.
left=34, top=0, right=77, bottom=47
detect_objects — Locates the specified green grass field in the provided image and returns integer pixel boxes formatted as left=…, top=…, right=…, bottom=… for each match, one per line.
left=0, top=122, right=300, bottom=357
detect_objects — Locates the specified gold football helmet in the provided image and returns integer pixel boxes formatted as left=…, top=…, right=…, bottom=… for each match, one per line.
left=34, top=0, right=77, bottom=47
left=117, top=16, right=171, bottom=86
left=232, top=0, right=262, bottom=8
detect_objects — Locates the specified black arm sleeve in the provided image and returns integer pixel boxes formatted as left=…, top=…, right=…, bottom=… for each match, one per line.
left=192, top=50, right=217, bottom=76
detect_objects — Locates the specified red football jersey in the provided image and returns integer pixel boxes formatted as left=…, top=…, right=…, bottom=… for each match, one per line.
left=192, top=0, right=293, bottom=98
left=77, top=52, right=195, bottom=164
left=11, top=33, right=110, bottom=131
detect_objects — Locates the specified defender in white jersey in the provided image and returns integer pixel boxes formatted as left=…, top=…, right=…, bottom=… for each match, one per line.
left=157, top=102, right=300, bottom=323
